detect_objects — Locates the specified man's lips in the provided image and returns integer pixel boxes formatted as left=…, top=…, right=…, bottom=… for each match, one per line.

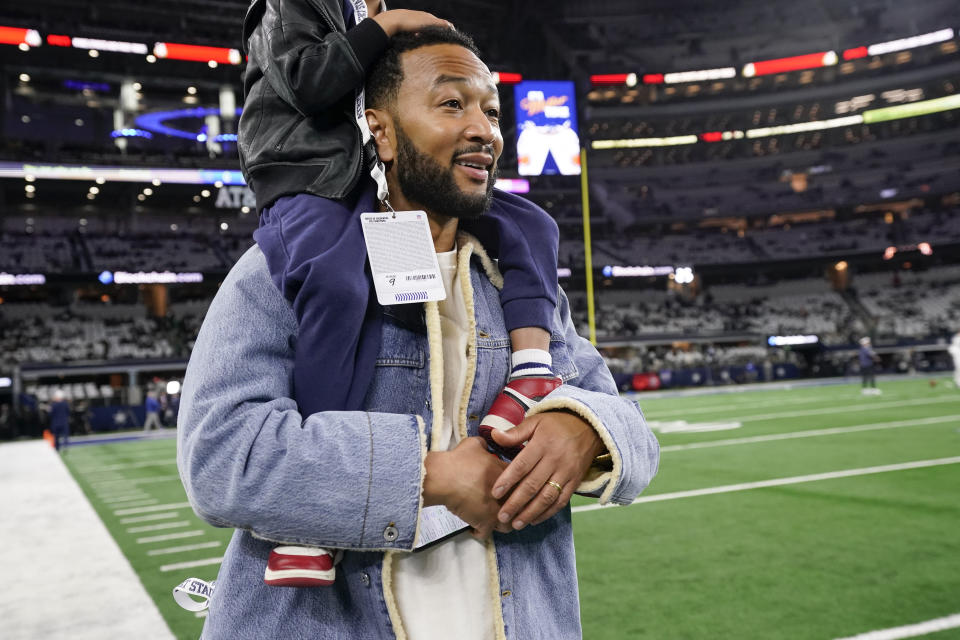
left=454, top=152, right=494, bottom=183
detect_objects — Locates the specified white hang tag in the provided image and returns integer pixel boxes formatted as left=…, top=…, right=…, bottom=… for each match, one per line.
left=414, top=506, right=470, bottom=551
left=173, top=577, right=215, bottom=612
left=360, top=210, right=446, bottom=306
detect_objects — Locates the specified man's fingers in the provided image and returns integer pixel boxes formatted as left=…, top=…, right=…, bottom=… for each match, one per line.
left=490, top=418, right=537, bottom=446
left=530, top=483, right=576, bottom=526
left=491, top=443, right=543, bottom=499
left=511, top=475, right=575, bottom=530
left=496, top=459, right=554, bottom=528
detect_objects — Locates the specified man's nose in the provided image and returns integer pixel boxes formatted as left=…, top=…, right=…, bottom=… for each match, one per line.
left=463, top=106, right=496, bottom=144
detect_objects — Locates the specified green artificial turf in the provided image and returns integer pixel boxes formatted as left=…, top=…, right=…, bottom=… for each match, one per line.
left=63, top=378, right=960, bottom=639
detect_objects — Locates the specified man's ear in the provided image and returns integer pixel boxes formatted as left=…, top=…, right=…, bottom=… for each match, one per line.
left=365, top=108, right=396, bottom=165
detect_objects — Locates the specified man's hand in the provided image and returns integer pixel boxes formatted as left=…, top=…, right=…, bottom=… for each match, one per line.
left=489, top=412, right=606, bottom=530
left=372, top=10, right=453, bottom=38
left=423, top=437, right=510, bottom=540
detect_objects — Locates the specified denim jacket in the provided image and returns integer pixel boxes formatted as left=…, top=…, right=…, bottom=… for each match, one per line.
left=177, top=235, right=660, bottom=639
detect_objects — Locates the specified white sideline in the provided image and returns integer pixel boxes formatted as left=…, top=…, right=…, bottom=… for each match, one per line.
left=661, top=414, right=960, bottom=452
left=572, top=456, right=960, bottom=513
left=834, top=613, right=960, bottom=639
left=0, top=441, right=174, bottom=639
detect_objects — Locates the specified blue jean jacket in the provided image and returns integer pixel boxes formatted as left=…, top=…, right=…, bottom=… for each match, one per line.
left=177, top=236, right=659, bottom=639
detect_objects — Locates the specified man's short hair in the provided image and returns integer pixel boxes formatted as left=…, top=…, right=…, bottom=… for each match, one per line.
left=366, top=26, right=482, bottom=111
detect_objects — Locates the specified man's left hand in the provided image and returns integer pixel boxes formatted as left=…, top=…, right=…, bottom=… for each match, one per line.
left=488, top=411, right=605, bottom=530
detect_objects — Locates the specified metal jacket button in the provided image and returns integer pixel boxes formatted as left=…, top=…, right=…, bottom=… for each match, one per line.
left=383, top=524, right=399, bottom=542
left=360, top=572, right=370, bottom=587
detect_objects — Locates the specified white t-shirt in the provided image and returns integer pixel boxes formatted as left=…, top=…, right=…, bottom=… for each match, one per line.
left=393, top=248, right=495, bottom=640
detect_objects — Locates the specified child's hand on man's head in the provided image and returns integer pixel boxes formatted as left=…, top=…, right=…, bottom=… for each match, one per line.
left=372, top=9, right=454, bottom=37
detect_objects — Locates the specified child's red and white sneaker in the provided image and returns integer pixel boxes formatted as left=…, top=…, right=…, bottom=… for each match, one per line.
left=264, top=546, right=335, bottom=587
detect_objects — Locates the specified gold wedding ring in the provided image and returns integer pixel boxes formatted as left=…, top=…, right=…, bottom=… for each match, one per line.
left=546, top=480, right=564, bottom=494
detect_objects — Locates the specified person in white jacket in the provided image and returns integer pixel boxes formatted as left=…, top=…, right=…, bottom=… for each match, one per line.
left=949, top=331, right=960, bottom=388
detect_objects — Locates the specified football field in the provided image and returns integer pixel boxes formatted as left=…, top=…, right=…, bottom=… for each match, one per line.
left=62, top=378, right=960, bottom=639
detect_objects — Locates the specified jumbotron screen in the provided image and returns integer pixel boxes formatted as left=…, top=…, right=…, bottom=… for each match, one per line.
left=513, top=80, right=581, bottom=176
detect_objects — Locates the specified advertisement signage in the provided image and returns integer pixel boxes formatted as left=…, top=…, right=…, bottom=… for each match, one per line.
left=513, top=81, right=581, bottom=176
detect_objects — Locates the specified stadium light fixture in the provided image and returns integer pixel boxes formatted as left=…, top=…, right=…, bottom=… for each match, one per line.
left=154, top=42, right=242, bottom=65
left=19, top=73, right=29, bottom=82
left=867, top=28, right=954, bottom=56
left=72, top=37, right=147, bottom=55
left=590, top=73, right=634, bottom=85
left=88, top=49, right=99, bottom=58
left=591, top=135, right=698, bottom=149
left=742, top=51, right=838, bottom=77
left=89, top=186, right=99, bottom=194
left=143, top=188, right=153, bottom=196
left=663, top=67, right=736, bottom=84
left=492, top=71, right=522, bottom=84
left=0, top=26, right=41, bottom=47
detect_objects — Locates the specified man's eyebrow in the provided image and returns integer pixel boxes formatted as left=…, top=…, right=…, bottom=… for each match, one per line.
left=433, top=74, right=499, bottom=96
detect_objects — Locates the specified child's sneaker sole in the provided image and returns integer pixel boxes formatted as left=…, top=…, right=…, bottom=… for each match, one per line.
left=264, top=546, right=335, bottom=587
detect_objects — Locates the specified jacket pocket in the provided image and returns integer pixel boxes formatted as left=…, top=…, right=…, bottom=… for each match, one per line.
left=274, top=114, right=306, bottom=151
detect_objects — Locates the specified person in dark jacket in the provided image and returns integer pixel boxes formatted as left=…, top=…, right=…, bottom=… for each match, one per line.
left=49, top=390, right=70, bottom=451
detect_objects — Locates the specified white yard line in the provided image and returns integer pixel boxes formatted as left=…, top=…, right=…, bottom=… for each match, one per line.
left=572, top=456, right=960, bottom=514
left=108, top=499, right=158, bottom=508
left=91, top=475, right=182, bottom=488
left=160, top=556, right=224, bottom=572
left=834, top=613, right=960, bottom=640
left=115, top=501, right=191, bottom=516
left=136, top=530, right=205, bottom=544
left=661, top=415, right=960, bottom=452
left=101, top=494, right=150, bottom=504
left=126, top=520, right=191, bottom=533
left=82, top=459, right=178, bottom=473
left=148, top=541, right=223, bottom=556
left=648, top=392, right=882, bottom=418
left=120, top=512, right=181, bottom=524
left=710, top=395, right=960, bottom=424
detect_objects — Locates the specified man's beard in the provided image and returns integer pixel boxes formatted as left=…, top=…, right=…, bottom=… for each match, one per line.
left=394, top=124, right=497, bottom=219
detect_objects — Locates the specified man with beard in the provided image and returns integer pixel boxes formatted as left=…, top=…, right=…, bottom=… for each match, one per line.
left=240, top=5, right=569, bottom=586
left=178, top=27, right=659, bottom=639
